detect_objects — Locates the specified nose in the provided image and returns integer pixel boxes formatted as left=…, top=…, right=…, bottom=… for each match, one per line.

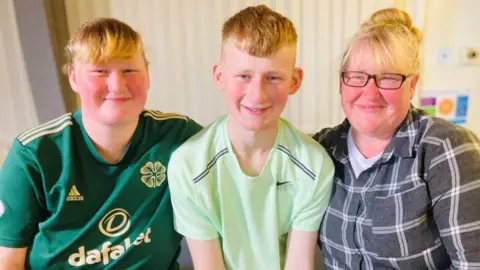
left=245, top=78, right=267, bottom=103
left=107, top=71, right=127, bottom=92
left=362, top=77, right=380, bottom=99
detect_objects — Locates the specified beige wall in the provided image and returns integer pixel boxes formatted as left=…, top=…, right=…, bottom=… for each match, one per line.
left=420, top=0, right=480, bottom=135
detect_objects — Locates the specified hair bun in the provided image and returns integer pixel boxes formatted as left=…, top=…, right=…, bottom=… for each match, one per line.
left=370, top=8, right=412, bottom=28
left=364, top=8, right=423, bottom=43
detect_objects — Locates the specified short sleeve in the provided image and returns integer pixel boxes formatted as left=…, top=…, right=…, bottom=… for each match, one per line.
left=0, top=139, right=44, bottom=247
left=168, top=148, right=218, bottom=240
left=291, top=151, right=334, bottom=231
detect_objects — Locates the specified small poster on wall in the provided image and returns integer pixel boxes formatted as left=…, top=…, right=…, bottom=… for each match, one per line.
left=420, top=90, right=470, bottom=125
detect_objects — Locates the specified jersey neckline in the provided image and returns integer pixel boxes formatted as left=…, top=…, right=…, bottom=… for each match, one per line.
left=73, top=110, right=144, bottom=165
left=222, top=114, right=283, bottom=180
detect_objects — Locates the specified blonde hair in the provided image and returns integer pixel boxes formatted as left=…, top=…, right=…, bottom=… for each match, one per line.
left=221, top=5, right=297, bottom=57
left=341, top=8, right=423, bottom=75
left=64, top=17, right=147, bottom=72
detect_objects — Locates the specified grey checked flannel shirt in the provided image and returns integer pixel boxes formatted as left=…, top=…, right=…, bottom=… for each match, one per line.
left=313, top=106, right=480, bottom=269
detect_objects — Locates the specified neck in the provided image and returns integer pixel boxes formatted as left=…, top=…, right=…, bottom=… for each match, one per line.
left=227, top=119, right=278, bottom=176
left=351, top=129, right=392, bottom=159
left=82, top=115, right=138, bottom=163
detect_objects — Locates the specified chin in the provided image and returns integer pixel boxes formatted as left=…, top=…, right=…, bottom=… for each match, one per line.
left=352, top=121, right=381, bottom=136
left=243, top=125, right=264, bottom=132
left=101, top=117, right=127, bottom=126
left=101, top=113, right=137, bottom=126
left=244, top=120, right=277, bottom=132
left=103, top=106, right=143, bottom=122
left=229, top=118, right=260, bottom=132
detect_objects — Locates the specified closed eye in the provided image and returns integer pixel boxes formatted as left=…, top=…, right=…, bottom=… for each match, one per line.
left=123, top=69, right=137, bottom=73
left=347, top=75, right=366, bottom=80
left=381, top=76, right=399, bottom=80
left=236, top=74, right=251, bottom=80
left=267, top=76, right=282, bottom=83
left=92, top=69, right=108, bottom=74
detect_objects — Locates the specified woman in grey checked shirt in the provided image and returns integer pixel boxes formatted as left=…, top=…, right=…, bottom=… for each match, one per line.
left=313, top=8, right=480, bottom=270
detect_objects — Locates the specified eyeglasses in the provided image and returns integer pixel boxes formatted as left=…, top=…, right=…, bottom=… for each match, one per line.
left=341, top=71, right=409, bottom=90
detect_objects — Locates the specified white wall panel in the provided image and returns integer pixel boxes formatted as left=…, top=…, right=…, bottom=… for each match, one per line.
left=64, top=0, right=110, bottom=35
left=64, top=0, right=396, bottom=133
left=0, top=0, right=38, bottom=150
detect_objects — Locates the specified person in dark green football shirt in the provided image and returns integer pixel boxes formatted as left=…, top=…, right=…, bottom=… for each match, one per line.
left=0, top=17, right=202, bottom=269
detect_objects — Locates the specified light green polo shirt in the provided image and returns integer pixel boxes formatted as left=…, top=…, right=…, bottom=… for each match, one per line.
left=168, top=115, right=334, bottom=269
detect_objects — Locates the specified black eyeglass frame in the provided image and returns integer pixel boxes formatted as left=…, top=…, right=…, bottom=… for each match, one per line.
left=341, top=71, right=410, bottom=90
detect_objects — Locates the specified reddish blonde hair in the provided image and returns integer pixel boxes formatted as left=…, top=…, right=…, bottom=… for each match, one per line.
left=221, top=5, right=297, bottom=57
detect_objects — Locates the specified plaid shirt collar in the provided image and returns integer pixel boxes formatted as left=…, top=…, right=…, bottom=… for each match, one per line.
left=324, top=104, right=421, bottom=165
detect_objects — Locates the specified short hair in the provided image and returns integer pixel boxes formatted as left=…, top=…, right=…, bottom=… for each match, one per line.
left=221, top=5, right=297, bottom=57
left=64, top=17, right=147, bottom=72
left=341, top=8, right=423, bottom=75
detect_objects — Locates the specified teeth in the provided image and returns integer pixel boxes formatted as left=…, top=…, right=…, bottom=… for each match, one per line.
left=242, top=105, right=268, bottom=112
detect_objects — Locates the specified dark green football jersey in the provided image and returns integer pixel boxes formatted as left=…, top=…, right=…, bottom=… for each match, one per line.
left=0, top=109, right=202, bottom=269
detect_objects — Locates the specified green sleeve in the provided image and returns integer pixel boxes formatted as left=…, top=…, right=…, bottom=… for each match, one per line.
left=291, top=153, right=335, bottom=231
left=0, top=139, right=45, bottom=247
left=168, top=147, right=218, bottom=240
left=183, top=117, right=203, bottom=141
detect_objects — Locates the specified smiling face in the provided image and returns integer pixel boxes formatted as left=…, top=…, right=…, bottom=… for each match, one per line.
left=68, top=52, right=150, bottom=126
left=340, top=41, right=418, bottom=139
left=213, top=41, right=302, bottom=133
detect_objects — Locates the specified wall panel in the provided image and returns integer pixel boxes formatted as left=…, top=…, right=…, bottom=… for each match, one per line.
left=0, top=0, right=38, bottom=150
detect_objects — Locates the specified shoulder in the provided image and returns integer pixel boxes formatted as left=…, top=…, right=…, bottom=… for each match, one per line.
left=168, top=116, right=228, bottom=177
left=424, top=117, right=477, bottom=143
left=405, top=110, right=480, bottom=195
left=172, top=116, right=225, bottom=154
left=407, top=106, right=478, bottom=146
left=277, top=119, right=334, bottom=179
left=142, top=109, right=203, bottom=144
left=385, top=107, right=480, bottom=171
left=279, top=118, right=331, bottom=159
left=311, top=123, right=346, bottom=151
left=4, top=111, right=81, bottom=185
left=17, top=112, right=74, bottom=147
left=142, top=109, right=200, bottom=130
left=417, top=114, right=479, bottom=156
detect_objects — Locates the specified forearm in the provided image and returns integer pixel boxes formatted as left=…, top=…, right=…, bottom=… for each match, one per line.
left=284, top=230, right=317, bottom=270
left=186, top=238, right=225, bottom=270
left=0, top=246, right=27, bottom=270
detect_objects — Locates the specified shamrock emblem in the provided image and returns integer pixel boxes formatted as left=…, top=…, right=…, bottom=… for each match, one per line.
left=140, top=161, right=166, bottom=188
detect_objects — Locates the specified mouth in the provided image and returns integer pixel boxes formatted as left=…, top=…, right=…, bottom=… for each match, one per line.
left=104, top=97, right=131, bottom=103
left=355, top=104, right=385, bottom=109
left=241, top=105, right=271, bottom=114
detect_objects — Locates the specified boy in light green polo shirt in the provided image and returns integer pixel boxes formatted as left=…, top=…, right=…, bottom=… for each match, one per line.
left=168, top=5, right=334, bottom=270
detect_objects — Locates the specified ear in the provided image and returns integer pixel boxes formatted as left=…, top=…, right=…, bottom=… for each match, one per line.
left=67, top=65, right=79, bottom=93
left=408, top=74, right=419, bottom=100
left=212, top=63, right=224, bottom=90
left=289, top=67, right=304, bottom=95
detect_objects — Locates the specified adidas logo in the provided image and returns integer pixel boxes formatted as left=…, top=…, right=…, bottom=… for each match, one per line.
left=66, top=185, right=84, bottom=201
